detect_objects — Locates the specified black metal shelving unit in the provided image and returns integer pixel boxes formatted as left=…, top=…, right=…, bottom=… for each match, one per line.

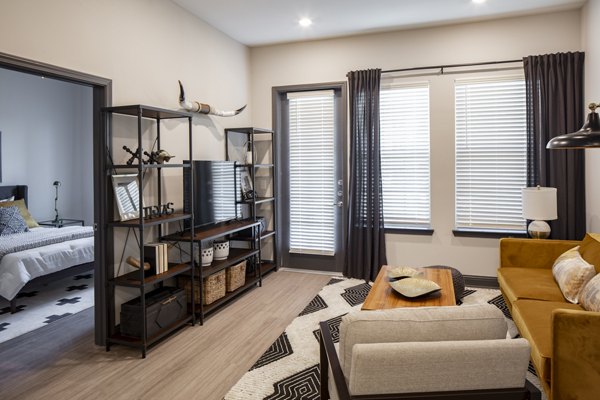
left=162, top=219, right=261, bottom=324
left=103, top=105, right=195, bottom=358
left=225, top=127, right=279, bottom=276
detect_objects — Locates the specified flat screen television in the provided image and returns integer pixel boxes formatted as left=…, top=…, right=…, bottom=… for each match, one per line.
left=183, top=160, right=237, bottom=228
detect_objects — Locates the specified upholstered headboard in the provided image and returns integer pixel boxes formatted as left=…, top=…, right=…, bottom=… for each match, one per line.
left=0, top=185, right=28, bottom=206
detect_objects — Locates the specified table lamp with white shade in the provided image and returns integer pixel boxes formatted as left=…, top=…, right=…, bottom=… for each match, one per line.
left=522, top=186, right=557, bottom=239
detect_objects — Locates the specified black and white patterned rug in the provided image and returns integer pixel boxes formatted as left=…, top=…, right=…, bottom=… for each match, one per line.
left=0, top=273, right=94, bottom=344
left=225, top=277, right=544, bottom=400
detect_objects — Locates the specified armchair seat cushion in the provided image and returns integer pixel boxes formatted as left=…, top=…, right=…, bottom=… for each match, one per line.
left=497, top=267, right=566, bottom=304
left=511, top=299, right=583, bottom=382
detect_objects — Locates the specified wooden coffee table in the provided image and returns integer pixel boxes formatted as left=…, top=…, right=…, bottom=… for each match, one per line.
left=362, top=265, right=456, bottom=310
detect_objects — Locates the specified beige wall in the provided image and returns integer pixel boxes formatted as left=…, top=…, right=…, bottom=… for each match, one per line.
left=0, top=0, right=252, bottom=310
left=582, top=0, right=600, bottom=232
left=250, top=10, right=582, bottom=277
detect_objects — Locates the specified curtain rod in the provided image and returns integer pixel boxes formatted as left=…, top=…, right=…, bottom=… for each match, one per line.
left=381, top=59, right=523, bottom=75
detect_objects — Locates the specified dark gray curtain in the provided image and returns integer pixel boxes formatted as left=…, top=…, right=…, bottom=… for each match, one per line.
left=344, top=69, right=387, bottom=281
left=524, top=52, right=586, bottom=240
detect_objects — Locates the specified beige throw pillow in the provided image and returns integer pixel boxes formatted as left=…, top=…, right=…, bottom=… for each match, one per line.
left=552, top=246, right=596, bottom=303
left=580, top=274, right=600, bottom=312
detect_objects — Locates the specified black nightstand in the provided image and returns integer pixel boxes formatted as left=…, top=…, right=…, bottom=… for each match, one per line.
left=38, top=218, right=85, bottom=228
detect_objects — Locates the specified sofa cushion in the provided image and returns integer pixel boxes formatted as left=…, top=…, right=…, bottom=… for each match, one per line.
left=338, top=305, right=507, bottom=380
left=579, top=273, right=600, bottom=312
left=579, top=233, right=600, bottom=274
left=511, top=299, right=583, bottom=382
left=497, top=268, right=566, bottom=304
left=552, top=247, right=595, bottom=303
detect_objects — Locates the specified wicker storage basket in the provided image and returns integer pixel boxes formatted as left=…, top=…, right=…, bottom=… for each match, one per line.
left=226, top=261, right=247, bottom=292
left=179, top=269, right=226, bottom=305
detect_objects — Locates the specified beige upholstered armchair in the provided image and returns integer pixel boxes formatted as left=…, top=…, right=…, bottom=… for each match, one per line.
left=319, top=304, right=541, bottom=400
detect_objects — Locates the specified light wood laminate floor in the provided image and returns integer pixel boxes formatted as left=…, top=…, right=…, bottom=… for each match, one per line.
left=0, top=270, right=331, bottom=400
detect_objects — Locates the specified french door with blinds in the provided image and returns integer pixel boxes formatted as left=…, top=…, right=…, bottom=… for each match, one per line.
left=275, top=83, right=347, bottom=272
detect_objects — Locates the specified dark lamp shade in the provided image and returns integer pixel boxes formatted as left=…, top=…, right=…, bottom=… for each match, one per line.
left=547, top=110, right=600, bottom=149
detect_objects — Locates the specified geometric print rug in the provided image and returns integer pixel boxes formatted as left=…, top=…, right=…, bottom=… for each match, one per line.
left=0, top=273, right=94, bottom=344
left=225, top=277, right=545, bottom=400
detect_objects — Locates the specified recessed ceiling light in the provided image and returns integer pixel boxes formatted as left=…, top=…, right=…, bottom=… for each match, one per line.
left=299, top=18, right=312, bottom=27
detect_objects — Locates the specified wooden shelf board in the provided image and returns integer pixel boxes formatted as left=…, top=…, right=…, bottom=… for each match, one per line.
left=260, top=261, right=277, bottom=275
left=237, top=197, right=275, bottom=205
left=112, top=263, right=192, bottom=288
left=199, top=277, right=260, bottom=315
left=103, top=105, right=191, bottom=120
left=108, top=314, right=193, bottom=348
left=225, top=127, right=274, bottom=135
left=109, top=163, right=191, bottom=170
left=109, top=212, right=191, bottom=228
left=162, top=219, right=260, bottom=242
left=181, top=249, right=259, bottom=278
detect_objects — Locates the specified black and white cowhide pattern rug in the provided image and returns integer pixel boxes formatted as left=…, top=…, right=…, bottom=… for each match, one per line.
left=225, top=277, right=544, bottom=400
left=0, top=273, right=94, bottom=344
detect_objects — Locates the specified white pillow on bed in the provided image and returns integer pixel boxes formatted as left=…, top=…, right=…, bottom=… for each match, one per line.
left=0, top=195, right=15, bottom=202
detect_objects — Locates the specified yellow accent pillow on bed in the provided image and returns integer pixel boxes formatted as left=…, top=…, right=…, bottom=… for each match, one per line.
left=0, top=199, right=39, bottom=228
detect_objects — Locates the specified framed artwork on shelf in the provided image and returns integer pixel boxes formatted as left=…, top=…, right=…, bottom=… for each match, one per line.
left=240, top=168, right=255, bottom=201
left=111, top=173, right=142, bottom=221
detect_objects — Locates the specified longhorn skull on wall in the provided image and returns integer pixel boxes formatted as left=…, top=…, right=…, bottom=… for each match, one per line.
left=178, top=80, right=246, bottom=117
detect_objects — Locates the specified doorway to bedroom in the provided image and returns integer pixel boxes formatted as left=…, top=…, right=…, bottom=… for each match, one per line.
left=0, top=53, right=110, bottom=346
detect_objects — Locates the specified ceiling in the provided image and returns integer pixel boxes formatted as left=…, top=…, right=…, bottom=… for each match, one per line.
left=172, top=0, right=586, bottom=47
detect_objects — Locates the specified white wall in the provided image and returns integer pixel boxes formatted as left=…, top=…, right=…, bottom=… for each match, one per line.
left=582, top=0, right=600, bottom=232
left=250, top=10, right=582, bottom=277
left=0, top=68, right=93, bottom=224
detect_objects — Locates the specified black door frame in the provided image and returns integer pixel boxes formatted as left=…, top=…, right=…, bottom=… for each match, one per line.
left=0, top=51, right=112, bottom=346
left=272, top=82, right=348, bottom=273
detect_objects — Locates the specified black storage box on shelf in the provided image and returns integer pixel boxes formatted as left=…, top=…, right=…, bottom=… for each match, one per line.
left=120, top=287, right=187, bottom=339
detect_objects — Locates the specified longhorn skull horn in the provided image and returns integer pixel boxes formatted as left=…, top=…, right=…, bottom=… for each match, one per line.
left=178, top=80, right=246, bottom=117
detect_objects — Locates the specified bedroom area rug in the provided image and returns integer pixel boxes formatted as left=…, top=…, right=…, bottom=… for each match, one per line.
left=225, top=277, right=544, bottom=400
left=0, top=272, right=94, bottom=344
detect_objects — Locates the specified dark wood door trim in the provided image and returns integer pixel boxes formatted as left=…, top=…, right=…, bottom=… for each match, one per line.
left=0, top=51, right=112, bottom=346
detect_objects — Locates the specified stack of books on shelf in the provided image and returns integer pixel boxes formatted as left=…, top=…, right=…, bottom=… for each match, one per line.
left=144, top=243, right=169, bottom=275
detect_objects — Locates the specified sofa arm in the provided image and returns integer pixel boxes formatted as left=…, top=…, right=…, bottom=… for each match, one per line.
left=499, top=238, right=579, bottom=269
left=348, top=339, right=531, bottom=396
left=552, top=309, right=600, bottom=400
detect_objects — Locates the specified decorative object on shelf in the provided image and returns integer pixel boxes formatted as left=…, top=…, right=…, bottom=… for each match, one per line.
left=178, top=80, right=246, bottom=117
left=213, top=240, right=230, bottom=260
left=111, top=174, right=142, bottom=221
left=547, top=102, right=600, bottom=149
left=52, top=180, right=61, bottom=223
left=144, top=149, right=175, bottom=164
left=240, top=169, right=255, bottom=200
left=226, top=261, right=247, bottom=292
left=120, top=287, right=187, bottom=338
left=125, top=256, right=151, bottom=271
left=201, top=246, right=214, bottom=266
left=123, top=145, right=145, bottom=165
left=256, top=216, right=266, bottom=234
left=522, top=186, right=557, bottom=239
left=387, top=266, right=422, bottom=281
left=142, top=203, right=175, bottom=219
left=245, top=141, right=254, bottom=164
left=389, top=277, right=441, bottom=298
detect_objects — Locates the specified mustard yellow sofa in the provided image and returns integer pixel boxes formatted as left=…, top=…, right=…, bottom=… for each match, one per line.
left=498, top=237, right=600, bottom=400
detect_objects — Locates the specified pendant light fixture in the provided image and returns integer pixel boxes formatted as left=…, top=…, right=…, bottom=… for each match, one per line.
left=547, top=103, right=600, bottom=149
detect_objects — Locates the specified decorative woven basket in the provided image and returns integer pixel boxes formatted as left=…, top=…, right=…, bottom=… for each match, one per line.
left=226, top=261, right=247, bottom=292
left=179, top=269, right=226, bottom=305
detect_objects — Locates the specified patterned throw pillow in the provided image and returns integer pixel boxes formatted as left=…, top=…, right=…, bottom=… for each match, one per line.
left=0, top=198, right=39, bottom=228
left=580, top=274, right=600, bottom=312
left=0, top=206, right=29, bottom=236
left=552, top=246, right=596, bottom=303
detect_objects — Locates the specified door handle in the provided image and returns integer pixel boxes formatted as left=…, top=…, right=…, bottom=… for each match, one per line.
left=332, top=201, right=343, bottom=207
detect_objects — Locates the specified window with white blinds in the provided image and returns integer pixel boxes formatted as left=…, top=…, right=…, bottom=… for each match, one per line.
left=380, top=82, right=431, bottom=229
left=287, top=91, right=335, bottom=255
left=455, top=77, right=527, bottom=231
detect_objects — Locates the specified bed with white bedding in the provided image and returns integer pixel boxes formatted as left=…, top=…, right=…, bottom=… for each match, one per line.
left=0, top=185, right=94, bottom=313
